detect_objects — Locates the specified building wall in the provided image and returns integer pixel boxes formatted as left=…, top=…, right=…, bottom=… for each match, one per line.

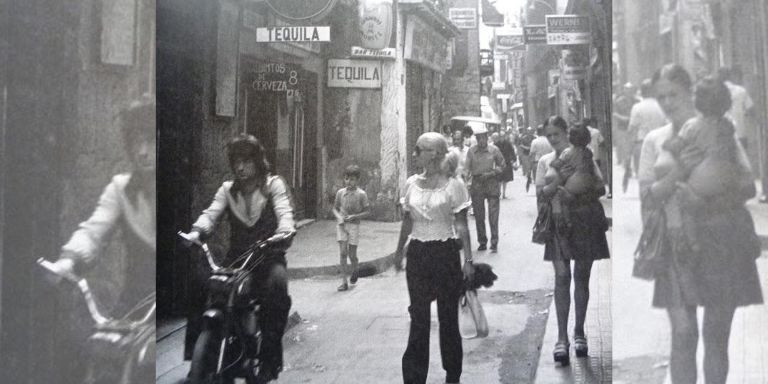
left=442, top=0, right=481, bottom=122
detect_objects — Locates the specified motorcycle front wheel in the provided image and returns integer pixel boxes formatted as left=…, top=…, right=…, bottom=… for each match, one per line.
left=188, top=329, right=234, bottom=384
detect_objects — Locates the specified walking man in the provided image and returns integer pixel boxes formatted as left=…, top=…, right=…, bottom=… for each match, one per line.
left=623, top=78, right=666, bottom=193
left=466, top=124, right=505, bottom=253
left=529, top=125, right=554, bottom=188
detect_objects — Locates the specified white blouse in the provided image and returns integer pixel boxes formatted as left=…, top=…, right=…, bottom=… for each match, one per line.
left=400, top=175, right=471, bottom=242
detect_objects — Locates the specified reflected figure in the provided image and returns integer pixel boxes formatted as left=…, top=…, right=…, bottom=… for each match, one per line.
left=637, top=64, right=763, bottom=384
left=47, top=97, right=157, bottom=383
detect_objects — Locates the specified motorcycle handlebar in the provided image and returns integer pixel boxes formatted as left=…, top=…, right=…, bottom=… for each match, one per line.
left=37, top=258, right=110, bottom=325
left=177, top=230, right=296, bottom=272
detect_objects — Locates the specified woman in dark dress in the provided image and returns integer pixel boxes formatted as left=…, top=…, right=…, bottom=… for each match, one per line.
left=493, top=130, right=517, bottom=198
left=535, top=116, right=610, bottom=366
left=639, top=64, right=763, bottom=384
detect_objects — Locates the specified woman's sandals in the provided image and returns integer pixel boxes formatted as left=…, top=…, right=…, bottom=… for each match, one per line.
left=553, top=341, right=570, bottom=366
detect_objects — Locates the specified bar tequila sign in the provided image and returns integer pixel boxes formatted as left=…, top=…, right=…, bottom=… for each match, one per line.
left=256, top=26, right=331, bottom=42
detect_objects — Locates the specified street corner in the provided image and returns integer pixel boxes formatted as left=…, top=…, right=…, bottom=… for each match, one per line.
left=612, top=354, right=668, bottom=384
left=468, top=289, right=554, bottom=384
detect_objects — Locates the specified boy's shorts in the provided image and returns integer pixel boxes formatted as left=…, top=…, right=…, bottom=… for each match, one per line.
left=337, top=222, right=360, bottom=245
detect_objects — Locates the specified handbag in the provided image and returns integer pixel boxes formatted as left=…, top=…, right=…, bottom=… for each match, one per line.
left=632, top=207, right=667, bottom=280
left=532, top=202, right=554, bottom=244
left=458, top=289, right=488, bottom=339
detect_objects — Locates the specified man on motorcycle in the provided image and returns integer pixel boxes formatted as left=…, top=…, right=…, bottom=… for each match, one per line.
left=50, top=95, right=156, bottom=312
left=48, top=95, right=157, bottom=382
left=183, top=134, right=296, bottom=383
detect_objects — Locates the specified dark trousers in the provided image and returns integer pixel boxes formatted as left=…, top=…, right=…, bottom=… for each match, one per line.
left=470, top=188, right=500, bottom=247
left=402, top=239, right=463, bottom=384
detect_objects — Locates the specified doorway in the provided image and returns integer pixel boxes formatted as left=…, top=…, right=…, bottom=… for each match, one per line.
left=241, top=59, right=318, bottom=219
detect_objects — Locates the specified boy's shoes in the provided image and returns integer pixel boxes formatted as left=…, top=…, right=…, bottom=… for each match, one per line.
left=337, top=282, right=349, bottom=291
left=477, top=244, right=487, bottom=251
left=350, top=270, right=359, bottom=284
left=490, top=245, right=498, bottom=253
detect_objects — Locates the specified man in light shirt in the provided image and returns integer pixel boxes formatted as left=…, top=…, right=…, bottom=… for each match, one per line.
left=529, top=125, right=554, bottom=187
left=466, top=124, right=505, bottom=253
left=719, top=67, right=755, bottom=151
left=624, top=78, right=667, bottom=193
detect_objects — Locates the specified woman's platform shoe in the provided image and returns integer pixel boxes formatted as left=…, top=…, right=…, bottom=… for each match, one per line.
left=553, top=341, right=570, bottom=366
left=574, top=336, right=588, bottom=358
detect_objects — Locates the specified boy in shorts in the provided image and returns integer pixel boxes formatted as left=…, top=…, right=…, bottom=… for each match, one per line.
left=333, top=165, right=371, bottom=291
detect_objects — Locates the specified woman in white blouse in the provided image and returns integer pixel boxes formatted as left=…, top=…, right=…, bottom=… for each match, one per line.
left=396, top=132, right=474, bottom=384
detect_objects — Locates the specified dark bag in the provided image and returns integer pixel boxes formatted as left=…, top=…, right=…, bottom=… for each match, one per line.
left=532, top=202, right=554, bottom=244
left=632, top=207, right=667, bottom=280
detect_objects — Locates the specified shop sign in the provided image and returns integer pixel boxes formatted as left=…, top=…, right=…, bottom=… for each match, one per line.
left=492, top=82, right=506, bottom=91
left=358, top=0, right=394, bottom=50
left=545, top=15, right=591, bottom=45
left=404, top=16, right=450, bottom=73
left=449, top=8, right=477, bottom=29
left=495, top=28, right=525, bottom=51
left=560, top=49, right=588, bottom=80
left=327, top=59, right=382, bottom=88
left=256, top=26, right=331, bottom=42
left=250, top=63, right=302, bottom=95
left=351, top=46, right=396, bottom=60
left=523, top=25, right=547, bottom=45
left=264, top=0, right=338, bottom=21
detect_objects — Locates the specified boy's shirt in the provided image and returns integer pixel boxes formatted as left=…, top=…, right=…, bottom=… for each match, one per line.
left=334, top=187, right=370, bottom=224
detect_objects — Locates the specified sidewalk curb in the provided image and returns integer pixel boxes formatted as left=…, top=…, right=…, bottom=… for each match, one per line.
left=287, top=252, right=395, bottom=279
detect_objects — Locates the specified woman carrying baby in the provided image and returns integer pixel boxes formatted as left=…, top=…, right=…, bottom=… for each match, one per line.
left=535, top=116, right=610, bottom=366
left=638, top=64, right=763, bottom=384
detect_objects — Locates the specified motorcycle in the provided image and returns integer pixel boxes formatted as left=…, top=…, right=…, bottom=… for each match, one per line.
left=178, top=231, right=294, bottom=384
left=36, top=258, right=156, bottom=384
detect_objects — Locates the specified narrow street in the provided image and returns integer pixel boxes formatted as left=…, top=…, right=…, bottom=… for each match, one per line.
left=157, top=174, right=613, bottom=383
left=612, top=164, right=768, bottom=384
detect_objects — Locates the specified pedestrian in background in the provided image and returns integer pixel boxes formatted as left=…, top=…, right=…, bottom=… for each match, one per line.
left=333, top=164, right=371, bottom=291
left=718, top=67, right=755, bottom=153
left=519, top=126, right=536, bottom=191
left=639, top=64, right=763, bottom=384
left=466, top=124, right=505, bottom=253
left=530, top=125, right=554, bottom=191
left=449, top=129, right=468, bottom=182
left=613, top=82, right=640, bottom=167
left=395, top=132, right=474, bottom=384
left=624, top=78, right=667, bottom=193
left=492, top=130, right=517, bottom=199
left=585, top=117, right=604, bottom=170
left=536, top=115, right=609, bottom=367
